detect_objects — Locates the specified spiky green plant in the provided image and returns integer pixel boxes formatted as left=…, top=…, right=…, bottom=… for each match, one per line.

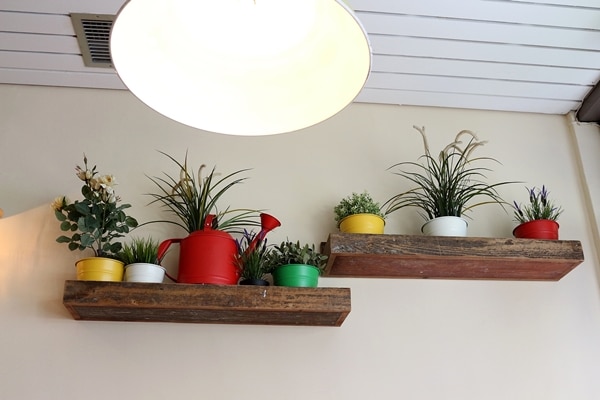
left=383, top=126, right=516, bottom=220
left=118, top=236, right=162, bottom=265
left=334, top=191, right=385, bottom=225
left=147, top=151, right=259, bottom=234
left=235, top=229, right=271, bottom=281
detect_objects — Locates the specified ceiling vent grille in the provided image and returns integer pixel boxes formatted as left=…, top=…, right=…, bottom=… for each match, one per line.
left=70, top=13, right=115, bottom=68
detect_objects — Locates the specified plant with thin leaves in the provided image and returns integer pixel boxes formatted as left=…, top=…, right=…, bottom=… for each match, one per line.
left=383, top=126, right=516, bottom=221
left=334, top=191, right=385, bottom=226
left=118, top=236, right=163, bottom=265
left=147, top=151, right=259, bottom=234
left=512, top=185, right=562, bottom=223
left=265, top=240, right=328, bottom=274
left=52, top=155, right=138, bottom=258
left=235, top=229, right=271, bottom=281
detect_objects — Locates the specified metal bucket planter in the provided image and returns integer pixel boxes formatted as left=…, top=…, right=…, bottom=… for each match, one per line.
left=513, top=219, right=559, bottom=240
left=421, top=216, right=468, bottom=237
left=272, top=264, right=320, bottom=288
left=339, top=213, right=385, bottom=234
left=124, top=263, right=166, bottom=283
left=75, top=257, right=124, bottom=281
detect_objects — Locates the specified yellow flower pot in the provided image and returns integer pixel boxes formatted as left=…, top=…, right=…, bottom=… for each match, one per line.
left=339, top=213, right=385, bottom=234
left=75, top=257, right=124, bottom=281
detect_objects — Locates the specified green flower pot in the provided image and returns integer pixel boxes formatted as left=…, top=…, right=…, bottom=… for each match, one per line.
left=272, top=264, right=320, bottom=287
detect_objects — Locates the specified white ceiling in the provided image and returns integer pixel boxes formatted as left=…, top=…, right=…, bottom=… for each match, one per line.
left=1, top=0, right=600, bottom=116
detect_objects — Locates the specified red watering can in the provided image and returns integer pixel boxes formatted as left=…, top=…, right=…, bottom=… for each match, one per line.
left=157, top=213, right=280, bottom=284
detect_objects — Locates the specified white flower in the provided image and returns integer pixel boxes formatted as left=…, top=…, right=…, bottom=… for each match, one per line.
left=51, top=196, right=69, bottom=211
left=89, top=177, right=102, bottom=191
left=75, top=166, right=93, bottom=181
left=98, top=174, right=116, bottom=187
left=100, top=185, right=117, bottom=203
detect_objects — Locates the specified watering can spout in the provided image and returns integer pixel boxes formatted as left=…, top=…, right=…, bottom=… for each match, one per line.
left=246, top=213, right=281, bottom=253
left=259, top=213, right=281, bottom=238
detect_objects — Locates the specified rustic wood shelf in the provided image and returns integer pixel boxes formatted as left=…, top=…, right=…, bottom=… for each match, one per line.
left=322, top=233, right=584, bottom=281
left=63, top=281, right=351, bottom=327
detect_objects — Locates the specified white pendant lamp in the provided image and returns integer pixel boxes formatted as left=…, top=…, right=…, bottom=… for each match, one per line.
left=110, top=0, right=371, bottom=136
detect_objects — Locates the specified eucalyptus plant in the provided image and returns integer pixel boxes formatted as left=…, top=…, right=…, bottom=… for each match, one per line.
left=147, top=151, right=259, bottom=234
left=265, top=240, right=328, bottom=274
left=334, top=191, right=385, bottom=225
left=383, top=126, right=516, bottom=220
left=52, top=155, right=138, bottom=257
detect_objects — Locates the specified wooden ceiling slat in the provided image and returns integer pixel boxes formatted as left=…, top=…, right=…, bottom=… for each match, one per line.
left=372, top=55, right=599, bottom=86
left=0, top=0, right=123, bottom=14
left=0, top=51, right=114, bottom=74
left=0, top=68, right=124, bottom=90
left=359, top=13, right=600, bottom=51
left=497, top=0, right=600, bottom=8
left=0, top=32, right=80, bottom=54
left=351, top=0, right=600, bottom=30
left=355, top=88, right=579, bottom=114
left=370, top=36, right=600, bottom=69
left=0, top=11, right=73, bottom=35
left=366, top=72, right=591, bottom=101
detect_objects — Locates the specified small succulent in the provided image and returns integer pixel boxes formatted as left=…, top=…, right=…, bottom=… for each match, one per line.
left=265, top=240, right=328, bottom=274
left=334, top=191, right=385, bottom=225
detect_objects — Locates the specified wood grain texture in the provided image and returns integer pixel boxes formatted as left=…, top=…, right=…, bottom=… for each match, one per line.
left=323, top=233, right=584, bottom=281
left=63, top=281, right=351, bottom=327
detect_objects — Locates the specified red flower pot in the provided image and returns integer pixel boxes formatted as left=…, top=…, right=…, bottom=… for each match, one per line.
left=513, top=219, right=559, bottom=240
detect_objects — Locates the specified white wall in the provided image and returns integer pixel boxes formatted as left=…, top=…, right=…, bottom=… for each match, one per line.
left=1, top=84, right=600, bottom=400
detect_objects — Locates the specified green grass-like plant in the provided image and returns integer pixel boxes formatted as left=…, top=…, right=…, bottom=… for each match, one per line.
left=118, top=236, right=162, bottom=265
left=383, top=126, right=516, bottom=220
left=147, top=151, right=259, bottom=234
left=334, top=191, right=385, bottom=225
left=235, top=230, right=271, bottom=281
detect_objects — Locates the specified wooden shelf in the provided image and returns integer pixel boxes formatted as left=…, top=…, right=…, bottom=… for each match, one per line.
left=63, top=281, right=351, bottom=327
left=322, top=233, right=584, bottom=281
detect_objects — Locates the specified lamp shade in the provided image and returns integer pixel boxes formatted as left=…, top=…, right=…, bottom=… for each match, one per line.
left=110, top=0, right=371, bottom=136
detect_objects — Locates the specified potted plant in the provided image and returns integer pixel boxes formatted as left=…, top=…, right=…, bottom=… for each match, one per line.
left=382, top=125, right=515, bottom=236
left=147, top=151, right=275, bottom=285
left=119, top=236, right=166, bottom=283
left=265, top=240, right=328, bottom=287
left=512, top=185, right=563, bottom=239
left=334, top=191, right=386, bottom=234
left=235, top=229, right=272, bottom=286
left=52, top=155, right=138, bottom=281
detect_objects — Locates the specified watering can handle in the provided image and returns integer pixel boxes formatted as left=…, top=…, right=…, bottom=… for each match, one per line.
left=157, top=238, right=182, bottom=282
left=204, top=214, right=216, bottom=231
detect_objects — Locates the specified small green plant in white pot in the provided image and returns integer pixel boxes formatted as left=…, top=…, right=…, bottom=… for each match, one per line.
left=334, top=191, right=386, bottom=234
left=119, top=236, right=166, bottom=283
left=265, top=240, right=328, bottom=287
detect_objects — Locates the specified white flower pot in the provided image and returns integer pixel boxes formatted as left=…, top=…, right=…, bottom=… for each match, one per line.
left=124, top=263, right=166, bottom=283
left=421, top=216, right=468, bottom=237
